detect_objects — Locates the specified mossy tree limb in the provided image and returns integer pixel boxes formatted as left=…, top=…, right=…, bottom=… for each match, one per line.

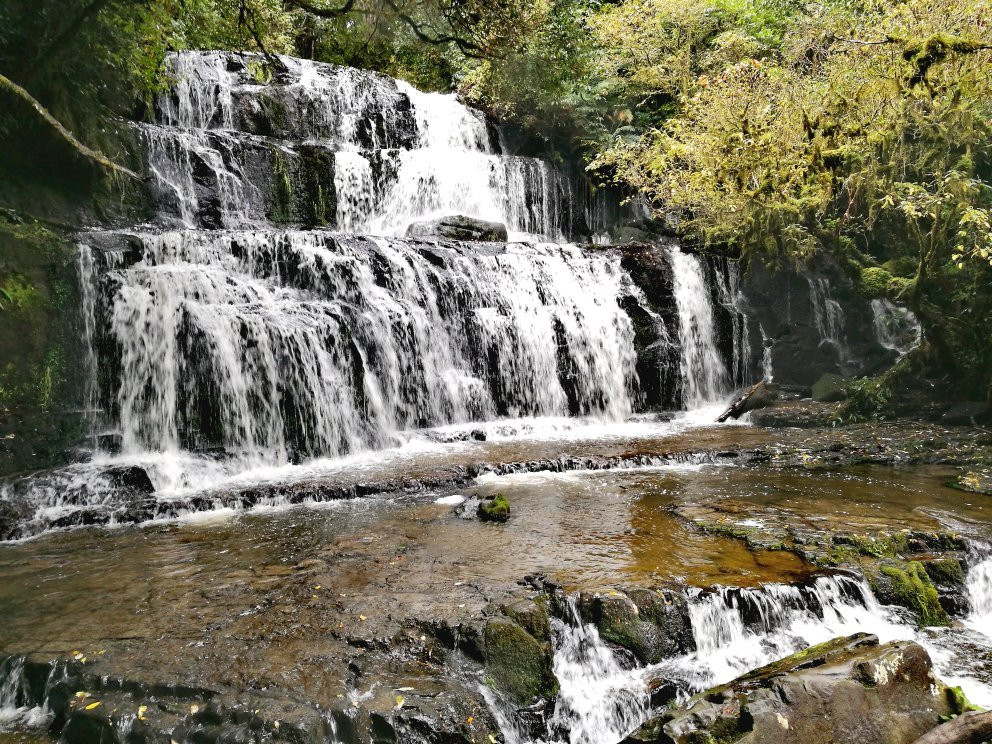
left=0, top=71, right=141, bottom=181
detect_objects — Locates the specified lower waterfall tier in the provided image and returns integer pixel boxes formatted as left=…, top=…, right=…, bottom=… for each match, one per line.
left=77, top=231, right=748, bottom=469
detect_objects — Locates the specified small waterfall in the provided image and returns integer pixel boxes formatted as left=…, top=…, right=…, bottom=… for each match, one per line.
left=77, top=244, right=99, bottom=431
left=668, top=248, right=728, bottom=407
left=965, top=555, right=992, bottom=634
left=871, top=299, right=921, bottom=357
left=0, top=657, right=45, bottom=730
left=806, top=274, right=851, bottom=364
left=548, top=601, right=650, bottom=744
left=759, top=323, right=774, bottom=382
left=664, top=575, right=892, bottom=692
left=708, top=259, right=751, bottom=388
left=505, top=569, right=992, bottom=744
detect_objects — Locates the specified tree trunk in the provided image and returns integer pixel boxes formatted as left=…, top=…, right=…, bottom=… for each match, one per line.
left=910, top=711, right=992, bottom=744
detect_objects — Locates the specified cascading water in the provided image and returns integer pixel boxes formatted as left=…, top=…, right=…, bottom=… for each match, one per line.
left=143, top=52, right=572, bottom=240
left=547, top=601, right=650, bottom=744
left=965, top=554, right=992, bottom=633
left=525, top=564, right=992, bottom=743
left=668, top=248, right=729, bottom=407
left=871, top=298, right=921, bottom=357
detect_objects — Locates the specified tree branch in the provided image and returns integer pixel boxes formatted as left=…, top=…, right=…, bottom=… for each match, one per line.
left=0, top=71, right=141, bottom=180
left=282, top=0, right=357, bottom=18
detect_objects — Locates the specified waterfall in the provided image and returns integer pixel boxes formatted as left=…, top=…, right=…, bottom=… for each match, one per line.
left=144, top=52, right=571, bottom=240
left=92, top=231, right=638, bottom=468
left=806, top=274, right=851, bottom=365
left=547, top=601, right=650, bottom=744
left=871, top=299, right=921, bottom=357
left=518, top=569, right=992, bottom=743
left=965, top=555, right=992, bottom=635
left=668, top=248, right=728, bottom=407
left=0, top=50, right=751, bottom=537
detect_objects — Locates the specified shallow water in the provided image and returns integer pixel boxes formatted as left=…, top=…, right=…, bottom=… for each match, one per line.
left=2, top=435, right=991, bottom=741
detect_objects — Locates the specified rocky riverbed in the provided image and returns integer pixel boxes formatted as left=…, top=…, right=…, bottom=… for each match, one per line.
left=2, top=409, right=991, bottom=744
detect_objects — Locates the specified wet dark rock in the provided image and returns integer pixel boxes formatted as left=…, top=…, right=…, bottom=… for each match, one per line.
left=104, top=465, right=154, bottom=493
left=748, top=399, right=839, bottom=428
left=625, top=634, right=953, bottom=744
left=577, top=588, right=694, bottom=664
left=812, top=372, right=849, bottom=402
left=0, top=497, right=31, bottom=540
left=940, top=401, right=990, bottom=425
left=614, top=243, right=681, bottom=410
left=405, top=215, right=509, bottom=242
left=482, top=616, right=556, bottom=705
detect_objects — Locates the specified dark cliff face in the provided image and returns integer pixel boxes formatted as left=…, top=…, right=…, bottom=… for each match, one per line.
left=740, top=255, right=895, bottom=388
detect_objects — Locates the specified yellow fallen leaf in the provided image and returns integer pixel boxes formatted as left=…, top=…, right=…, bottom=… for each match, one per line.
left=489, top=736, right=497, bottom=743
left=394, top=695, right=405, bottom=708
left=359, top=615, right=367, bottom=621
left=85, top=701, right=101, bottom=710
left=137, top=705, right=148, bottom=720
left=75, top=691, right=89, bottom=699
left=274, top=721, right=280, bottom=729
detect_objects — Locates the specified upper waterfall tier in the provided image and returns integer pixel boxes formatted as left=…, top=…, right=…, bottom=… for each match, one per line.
left=143, top=52, right=575, bottom=239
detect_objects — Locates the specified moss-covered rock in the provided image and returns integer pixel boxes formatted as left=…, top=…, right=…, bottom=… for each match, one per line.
left=478, top=492, right=510, bottom=523
left=870, top=561, right=949, bottom=627
left=578, top=588, right=694, bottom=664
left=502, top=597, right=551, bottom=643
left=860, top=267, right=894, bottom=298
left=626, top=634, right=953, bottom=744
left=483, top=617, right=556, bottom=705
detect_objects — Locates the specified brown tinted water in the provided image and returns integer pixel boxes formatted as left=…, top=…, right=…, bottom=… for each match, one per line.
left=2, top=460, right=986, bottom=660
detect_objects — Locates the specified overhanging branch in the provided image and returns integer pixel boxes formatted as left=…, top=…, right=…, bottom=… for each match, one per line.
left=0, top=71, right=141, bottom=180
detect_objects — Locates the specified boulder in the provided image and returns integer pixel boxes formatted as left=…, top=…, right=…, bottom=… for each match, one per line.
left=405, top=215, right=508, bottom=242
left=482, top=617, right=556, bottom=704
left=940, top=401, right=990, bottom=425
left=478, top=493, right=510, bottom=523
left=811, top=373, right=848, bottom=402
left=578, top=588, right=694, bottom=664
left=625, top=634, right=956, bottom=744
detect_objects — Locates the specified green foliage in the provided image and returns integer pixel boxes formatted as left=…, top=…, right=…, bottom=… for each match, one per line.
left=860, top=267, right=893, bottom=298
left=584, top=0, right=992, bottom=398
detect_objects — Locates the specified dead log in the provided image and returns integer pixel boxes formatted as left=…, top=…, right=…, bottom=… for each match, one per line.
left=717, top=381, right=773, bottom=422
left=910, top=711, right=992, bottom=744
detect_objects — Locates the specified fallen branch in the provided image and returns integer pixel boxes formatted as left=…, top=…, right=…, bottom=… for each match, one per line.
left=910, top=711, right=992, bottom=744
left=0, top=71, right=141, bottom=180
